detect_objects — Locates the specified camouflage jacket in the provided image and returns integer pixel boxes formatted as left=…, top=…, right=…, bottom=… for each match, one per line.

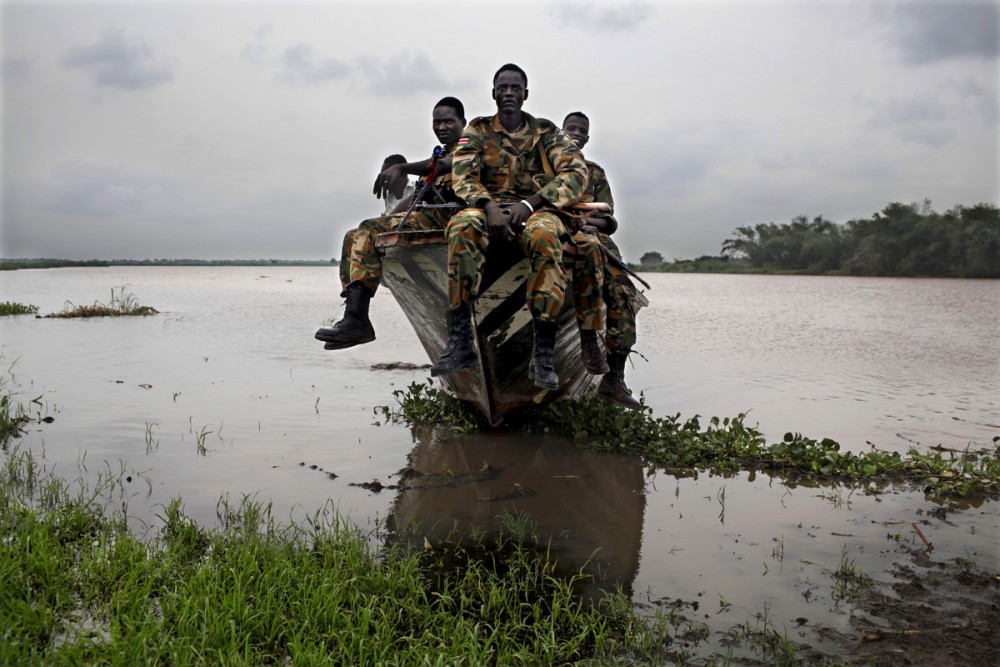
left=581, top=158, right=619, bottom=235
left=583, top=159, right=614, bottom=209
left=452, top=112, right=588, bottom=210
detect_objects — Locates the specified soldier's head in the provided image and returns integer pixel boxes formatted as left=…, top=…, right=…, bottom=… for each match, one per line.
left=562, top=112, right=590, bottom=150
left=432, top=97, right=466, bottom=147
left=381, top=154, right=406, bottom=172
left=492, top=63, right=528, bottom=113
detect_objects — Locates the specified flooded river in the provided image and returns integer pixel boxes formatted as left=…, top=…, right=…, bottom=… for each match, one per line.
left=2, top=267, right=997, bottom=658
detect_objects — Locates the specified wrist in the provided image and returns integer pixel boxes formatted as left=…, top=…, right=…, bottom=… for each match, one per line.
left=520, top=199, right=534, bottom=214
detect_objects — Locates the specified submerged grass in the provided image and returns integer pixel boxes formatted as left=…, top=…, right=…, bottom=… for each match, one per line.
left=0, top=443, right=665, bottom=665
left=379, top=381, right=1000, bottom=500
left=43, top=287, right=158, bottom=318
left=0, top=302, right=39, bottom=316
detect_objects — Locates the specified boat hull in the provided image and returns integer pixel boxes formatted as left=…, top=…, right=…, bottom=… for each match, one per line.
left=377, top=230, right=616, bottom=425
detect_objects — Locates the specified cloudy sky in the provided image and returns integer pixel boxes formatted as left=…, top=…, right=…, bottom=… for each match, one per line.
left=2, top=0, right=997, bottom=262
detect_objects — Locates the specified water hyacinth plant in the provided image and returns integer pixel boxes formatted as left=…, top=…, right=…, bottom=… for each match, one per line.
left=0, top=302, right=39, bottom=316
left=380, top=381, right=1000, bottom=500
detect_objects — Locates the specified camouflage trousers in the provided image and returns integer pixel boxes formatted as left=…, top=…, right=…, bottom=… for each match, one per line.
left=600, top=234, right=638, bottom=353
left=566, top=231, right=606, bottom=331
left=446, top=208, right=568, bottom=321
left=339, top=210, right=447, bottom=295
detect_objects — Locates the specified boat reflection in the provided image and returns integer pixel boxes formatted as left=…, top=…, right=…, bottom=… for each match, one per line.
left=385, top=430, right=647, bottom=599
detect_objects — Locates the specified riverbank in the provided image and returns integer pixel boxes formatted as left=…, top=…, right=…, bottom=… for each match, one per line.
left=4, top=389, right=998, bottom=665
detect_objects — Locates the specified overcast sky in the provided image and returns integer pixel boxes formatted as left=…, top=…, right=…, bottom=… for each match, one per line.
left=2, top=0, right=997, bottom=262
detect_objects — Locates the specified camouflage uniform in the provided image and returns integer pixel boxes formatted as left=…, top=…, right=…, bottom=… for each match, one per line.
left=338, top=147, right=457, bottom=296
left=584, top=159, right=639, bottom=354
left=566, top=230, right=606, bottom=331
left=448, top=113, right=589, bottom=321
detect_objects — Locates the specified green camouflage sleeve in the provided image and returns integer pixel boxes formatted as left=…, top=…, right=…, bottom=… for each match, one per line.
left=451, top=121, right=492, bottom=207
left=537, top=127, right=588, bottom=209
left=588, top=161, right=615, bottom=210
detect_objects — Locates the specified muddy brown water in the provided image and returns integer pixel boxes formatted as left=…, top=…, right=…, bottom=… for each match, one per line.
left=2, top=267, right=997, bottom=661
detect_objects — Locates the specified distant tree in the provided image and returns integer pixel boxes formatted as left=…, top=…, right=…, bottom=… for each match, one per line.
left=722, top=200, right=998, bottom=277
left=640, top=251, right=664, bottom=266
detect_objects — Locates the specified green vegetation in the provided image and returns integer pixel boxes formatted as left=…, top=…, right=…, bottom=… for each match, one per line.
left=1, top=258, right=332, bottom=270
left=0, top=362, right=32, bottom=448
left=380, top=381, right=1000, bottom=500
left=634, top=200, right=1000, bottom=277
left=0, top=448, right=647, bottom=665
left=0, top=302, right=39, bottom=316
left=0, top=376, right=666, bottom=665
left=0, top=259, right=110, bottom=270
left=43, top=287, right=158, bottom=318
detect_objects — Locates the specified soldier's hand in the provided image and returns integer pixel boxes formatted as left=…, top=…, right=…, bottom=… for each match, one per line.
left=485, top=202, right=514, bottom=241
left=505, top=201, right=532, bottom=230
left=373, top=165, right=406, bottom=200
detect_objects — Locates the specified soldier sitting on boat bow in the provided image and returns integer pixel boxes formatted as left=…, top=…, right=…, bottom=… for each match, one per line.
left=429, top=63, right=592, bottom=391
left=315, top=97, right=467, bottom=350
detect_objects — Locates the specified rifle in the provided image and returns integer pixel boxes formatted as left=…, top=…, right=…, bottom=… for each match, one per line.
left=598, top=242, right=651, bottom=290
left=394, top=146, right=462, bottom=232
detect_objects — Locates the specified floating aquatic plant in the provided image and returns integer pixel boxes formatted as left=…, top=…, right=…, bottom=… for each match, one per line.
left=378, top=380, right=1000, bottom=500
left=44, top=287, right=158, bottom=318
left=0, top=302, right=39, bottom=316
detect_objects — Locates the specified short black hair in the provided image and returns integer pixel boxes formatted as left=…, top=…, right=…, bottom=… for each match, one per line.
left=493, top=63, right=527, bottom=88
left=435, top=96, right=466, bottom=123
left=563, top=111, right=589, bottom=125
left=382, top=154, right=406, bottom=167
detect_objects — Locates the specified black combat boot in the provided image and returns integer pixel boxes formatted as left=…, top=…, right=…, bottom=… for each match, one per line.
left=315, top=283, right=376, bottom=350
left=579, top=329, right=610, bottom=374
left=598, top=352, right=642, bottom=410
left=529, top=318, right=559, bottom=391
left=430, top=303, right=478, bottom=376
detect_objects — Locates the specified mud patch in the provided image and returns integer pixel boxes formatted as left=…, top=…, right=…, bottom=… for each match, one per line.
left=821, top=550, right=1000, bottom=665
left=370, top=361, right=432, bottom=371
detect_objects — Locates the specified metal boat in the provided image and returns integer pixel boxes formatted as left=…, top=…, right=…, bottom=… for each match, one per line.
left=375, top=229, right=646, bottom=425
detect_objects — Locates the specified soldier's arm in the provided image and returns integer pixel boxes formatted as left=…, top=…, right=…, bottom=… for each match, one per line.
left=373, top=156, right=454, bottom=200
left=451, top=128, right=492, bottom=208
left=586, top=163, right=618, bottom=234
left=537, top=130, right=589, bottom=210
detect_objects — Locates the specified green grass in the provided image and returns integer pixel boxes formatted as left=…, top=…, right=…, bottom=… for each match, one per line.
left=0, top=302, right=39, bottom=316
left=43, top=287, right=158, bottom=318
left=379, top=381, right=1000, bottom=500
left=0, top=448, right=650, bottom=665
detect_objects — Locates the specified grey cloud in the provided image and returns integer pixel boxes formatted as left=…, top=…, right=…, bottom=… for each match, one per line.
left=866, top=88, right=962, bottom=149
left=884, top=1, right=999, bottom=65
left=3, top=56, right=34, bottom=81
left=354, top=50, right=454, bottom=95
left=46, top=159, right=169, bottom=217
left=868, top=95, right=949, bottom=127
left=548, top=1, right=655, bottom=31
left=274, top=44, right=351, bottom=84
left=241, top=23, right=274, bottom=65
left=62, top=28, right=173, bottom=90
left=270, top=45, right=465, bottom=96
left=241, top=42, right=270, bottom=66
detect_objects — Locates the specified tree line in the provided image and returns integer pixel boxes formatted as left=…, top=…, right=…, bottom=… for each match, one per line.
left=637, top=201, right=999, bottom=277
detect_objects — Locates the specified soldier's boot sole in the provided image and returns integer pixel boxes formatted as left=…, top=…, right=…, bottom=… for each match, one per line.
left=315, top=318, right=375, bottom=349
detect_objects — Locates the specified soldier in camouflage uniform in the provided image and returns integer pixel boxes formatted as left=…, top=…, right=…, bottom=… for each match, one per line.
left=315, top=97, right=466, bottom=350
left=430, top=64, right=591, bottom=390
left=563, top=112, right=644, bottom=410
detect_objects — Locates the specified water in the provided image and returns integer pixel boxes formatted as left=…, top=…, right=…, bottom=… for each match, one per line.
left=2, top=267, right=997, bottom=654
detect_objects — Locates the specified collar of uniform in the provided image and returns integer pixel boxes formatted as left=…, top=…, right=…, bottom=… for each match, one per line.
left=490, top=112, right=538, bottom=137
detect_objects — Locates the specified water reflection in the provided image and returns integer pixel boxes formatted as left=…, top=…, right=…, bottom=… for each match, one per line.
left=385, top=430, right=646, bottom=599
